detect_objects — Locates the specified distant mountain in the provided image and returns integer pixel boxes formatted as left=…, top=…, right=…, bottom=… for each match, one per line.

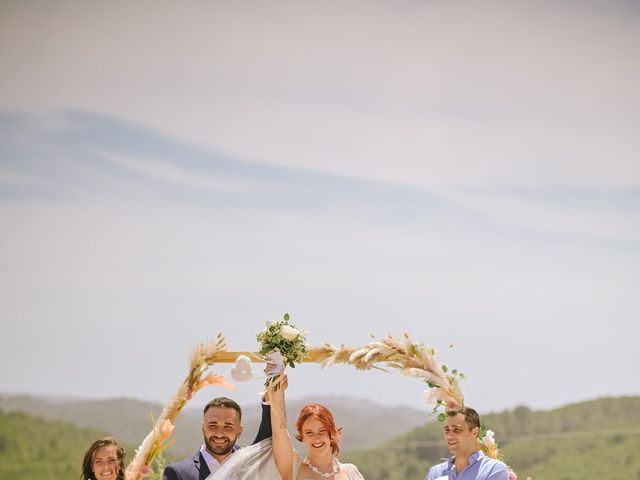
left=3, top=395, right=639, bottom=480
left=0, top=394, right=199, bottom=460
left=243, top=394, right=428, bottom=451
left=343, top=396, right=640, bottom=480
left=0, top=393, right=427, bottom=459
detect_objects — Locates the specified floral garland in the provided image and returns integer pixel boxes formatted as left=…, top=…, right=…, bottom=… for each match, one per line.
left=125, top=326, right=503, bottom=479
left=309, top=335, right=502, bottom=459
left=124, top=334, right=236, bottom=480
left=311, top=334, right=466, bottom=411
left=255, top=325, right=502, bottom=456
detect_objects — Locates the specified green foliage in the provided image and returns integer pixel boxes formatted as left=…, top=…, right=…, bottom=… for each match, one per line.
left=0, top=408, right=118, bottom=480
left=0, top=393, right=426, bottom=460
left=3, top=396, right=640, bottom=480
left=342, top=396, right=640, bottom=480
left=501, top=430, right=640, bottom=480
left=0, top=395, right=199, bottom=460
left=146, top=451, right=168, bottom=480
left=344, top=448, right=431, bottom=480
left=256, top=313, right=308, bottom=368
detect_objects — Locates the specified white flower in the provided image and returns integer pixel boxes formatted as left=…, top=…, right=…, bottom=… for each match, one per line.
left=280, top=325, right=300, bottom=340
left=482, top=430, right=495, bottom=446
left=231, top=355, right=254, bottom=382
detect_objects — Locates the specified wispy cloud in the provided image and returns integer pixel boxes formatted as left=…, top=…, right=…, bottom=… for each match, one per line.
left=441, top=186, right=640, bottom=248
left=2, top=111, right=638, bottom=253
left=101, top=151, right=252, bottom=194
left=1, top=1, right=638, bottom=188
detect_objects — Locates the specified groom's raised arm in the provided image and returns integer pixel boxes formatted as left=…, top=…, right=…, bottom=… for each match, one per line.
left=252, top=400, right=272, bottom=444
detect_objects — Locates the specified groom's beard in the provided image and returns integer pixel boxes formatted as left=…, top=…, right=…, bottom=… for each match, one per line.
left=204, top=434, right=238, bottom=457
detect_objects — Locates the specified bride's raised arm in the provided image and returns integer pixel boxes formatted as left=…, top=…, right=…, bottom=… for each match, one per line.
left=267, top=374, right=295, bottom=480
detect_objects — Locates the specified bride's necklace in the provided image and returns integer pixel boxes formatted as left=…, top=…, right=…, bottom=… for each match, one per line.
left=303, top=457, right=340, bottom=478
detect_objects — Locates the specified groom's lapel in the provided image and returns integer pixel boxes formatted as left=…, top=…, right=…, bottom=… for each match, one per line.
left=195, top=452, right=211, bottom=480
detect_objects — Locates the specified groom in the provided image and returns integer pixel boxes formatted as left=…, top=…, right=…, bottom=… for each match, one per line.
left=162, top=396, right=272, bottom=480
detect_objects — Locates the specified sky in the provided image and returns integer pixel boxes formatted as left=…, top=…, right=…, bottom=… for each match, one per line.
left=0, top=1, right=639, bottom=418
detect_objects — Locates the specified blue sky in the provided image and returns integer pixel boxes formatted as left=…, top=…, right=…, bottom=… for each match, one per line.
left=0, top=1, right=639, bottom=416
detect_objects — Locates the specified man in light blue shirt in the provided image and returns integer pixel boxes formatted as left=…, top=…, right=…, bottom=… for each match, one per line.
left=425, top=407, right=509, bottom=480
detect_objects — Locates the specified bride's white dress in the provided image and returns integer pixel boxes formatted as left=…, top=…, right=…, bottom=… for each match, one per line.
left=206, top=438, right=364, bottom=480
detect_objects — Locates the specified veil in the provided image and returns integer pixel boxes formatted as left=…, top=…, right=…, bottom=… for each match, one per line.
left=205, top=438, right=283, bottom=480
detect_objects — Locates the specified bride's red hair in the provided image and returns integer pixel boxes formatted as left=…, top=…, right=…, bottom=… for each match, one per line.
left=295, top=403, right=342, bottom=455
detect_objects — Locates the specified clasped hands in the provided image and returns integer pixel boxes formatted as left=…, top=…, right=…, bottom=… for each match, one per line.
left=264, top=363, right=288, bottom=401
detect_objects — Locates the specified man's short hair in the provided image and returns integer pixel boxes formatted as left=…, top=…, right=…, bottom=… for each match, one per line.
left=203, top=396, right=242, bottom=420
left=447, top=406, right=480, bottom=430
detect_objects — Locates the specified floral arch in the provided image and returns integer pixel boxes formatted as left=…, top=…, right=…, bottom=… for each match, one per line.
left=124, top=317, right=498, bottom=480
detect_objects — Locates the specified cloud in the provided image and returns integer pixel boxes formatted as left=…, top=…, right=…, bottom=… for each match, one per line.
left=440, top=186, right=640, bottom=247
left=0, top=3, right=639, bottom=412
left=2, top=110, right=638, bottom=251
left=1, top=1, right=639, bottom=188
left=101, top=151, right=248, bottom=193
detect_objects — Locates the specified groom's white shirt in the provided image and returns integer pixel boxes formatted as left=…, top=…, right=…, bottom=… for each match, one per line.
left=202, top=444, right=244, bottom=480
left=199, top=445, right=224, bottom=475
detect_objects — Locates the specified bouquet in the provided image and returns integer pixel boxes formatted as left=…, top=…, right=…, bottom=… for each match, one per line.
left=256, top=313, right=308, bottom=388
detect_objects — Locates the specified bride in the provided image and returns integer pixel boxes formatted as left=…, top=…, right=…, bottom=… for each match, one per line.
left=207, top=371, right=365, bottom=480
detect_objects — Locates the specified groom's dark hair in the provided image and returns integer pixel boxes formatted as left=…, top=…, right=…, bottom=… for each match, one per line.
left=203, top=396, right=242, bottom=420
left=446, top=406, right=480, bottom=431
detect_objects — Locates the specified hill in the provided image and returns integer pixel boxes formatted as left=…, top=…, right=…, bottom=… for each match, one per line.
left=2, top=396, right=640, bottom=480
left=343, top=396, right=640, bottom=480
left=243, top=394, right=427, bottom=451
left=0, top=393, right=426, bottom=459
left=0, top=408, right=112, bottom=480
left=0, top=394, right=196, bottom=460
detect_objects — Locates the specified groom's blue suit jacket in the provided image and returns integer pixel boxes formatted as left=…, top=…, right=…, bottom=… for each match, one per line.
left=162, top=403, right=272, bottom=480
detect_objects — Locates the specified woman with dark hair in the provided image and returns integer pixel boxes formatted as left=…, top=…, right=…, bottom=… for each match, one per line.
left=81, top=437, right=125, bottom=480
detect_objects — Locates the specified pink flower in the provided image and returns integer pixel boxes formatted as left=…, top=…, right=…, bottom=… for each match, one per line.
left=482, top=430, right=495, bottom=447
left=184, top=385, right=193, bottom=400
left=194, top=373, right=238, bottom=393
left=422, top=388, right=460, bottom=409
left=160, top=420, right=174, bottom=441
